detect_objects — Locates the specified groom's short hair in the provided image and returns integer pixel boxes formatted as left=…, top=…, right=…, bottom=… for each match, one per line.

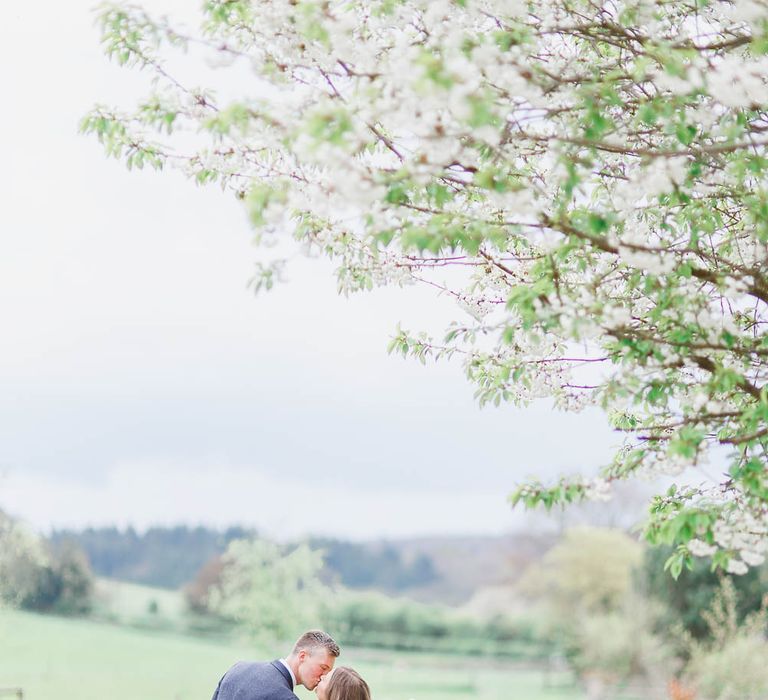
left=292, top=630, right=340, bottom=657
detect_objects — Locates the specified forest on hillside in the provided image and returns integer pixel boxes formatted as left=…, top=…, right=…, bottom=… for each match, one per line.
left=51, top=526, right=442, bottom=593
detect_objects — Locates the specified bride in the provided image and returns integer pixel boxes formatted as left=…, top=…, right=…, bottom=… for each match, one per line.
left=315, top=667, right=370, bottom=700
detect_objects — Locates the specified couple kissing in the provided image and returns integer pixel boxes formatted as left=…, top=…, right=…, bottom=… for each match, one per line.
left=211, top=630, right=369, bottom=700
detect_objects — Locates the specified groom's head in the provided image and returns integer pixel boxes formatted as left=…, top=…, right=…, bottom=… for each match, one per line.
left=288, top=630, right=340, bottom=690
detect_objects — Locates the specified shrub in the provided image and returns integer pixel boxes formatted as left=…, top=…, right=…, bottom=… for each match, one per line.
left=321, top=589, right=545, bottom=657
left=184, top=554, right=225, bottom=614
left=0, top=513, right=93, bottom=614
left=517, top=528, right=643, bottom=616
left=685, top=579, right=768, bottom=700
left=687, top=634, right=768, bottom=700
left=641, top=545, right=768, bottom=640
left=567, top=597, right=674, bottom=685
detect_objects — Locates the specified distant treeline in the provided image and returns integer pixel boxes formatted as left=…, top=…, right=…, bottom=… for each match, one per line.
left=52, top=526, right=438, bottom=592
left=311, top=537, right=438, bottom=591
left=51, top=526, right=253, bottom=589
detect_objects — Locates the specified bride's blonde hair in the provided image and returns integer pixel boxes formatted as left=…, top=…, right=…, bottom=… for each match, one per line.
left=326, top=666, right=370, bottom=700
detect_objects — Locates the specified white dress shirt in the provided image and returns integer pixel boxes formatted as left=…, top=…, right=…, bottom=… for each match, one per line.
left=278, top=658, right=296, bottom=689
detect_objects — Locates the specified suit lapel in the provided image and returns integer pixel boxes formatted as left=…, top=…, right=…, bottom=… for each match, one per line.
left=270, top=660, right=293, bottom=690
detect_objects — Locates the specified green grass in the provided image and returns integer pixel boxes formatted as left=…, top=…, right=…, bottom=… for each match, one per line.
left=91, top=578, right=186, bottom=624
left=0, top=606, right=255, bottom=700
left=88, top=577, right=230, bottom=638
left=0, top=606, right=587, bottom=700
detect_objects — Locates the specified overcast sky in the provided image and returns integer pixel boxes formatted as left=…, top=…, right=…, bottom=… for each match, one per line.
left=0, top=1, right=620, bottom=541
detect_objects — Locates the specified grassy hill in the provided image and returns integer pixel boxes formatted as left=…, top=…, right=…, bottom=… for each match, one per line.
left=91, top=578, right=185, bottom=622
left=0, top=606, right=587, bottom=700
left=87, top=577, right=231, bottom=639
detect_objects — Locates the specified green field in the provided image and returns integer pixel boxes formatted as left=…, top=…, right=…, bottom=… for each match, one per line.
left=0, top=606, right=587, bottom=700
left=90, top=578, right=187, bottom=625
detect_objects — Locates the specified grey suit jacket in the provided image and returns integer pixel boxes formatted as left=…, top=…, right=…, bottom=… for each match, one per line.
left=211, top=660, right=298, bottom=700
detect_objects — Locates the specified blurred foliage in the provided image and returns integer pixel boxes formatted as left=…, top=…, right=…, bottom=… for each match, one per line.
left=517, top=527, right=643, bottom=615
left=185, top=554, right=227, bottom=614
left=517, top=527, right=673, bottom=688
left=186, top=536, right=544, bottom=657
left=321, top=589, right=544, bottom=658
left=0, top=511, right=93, bottom=614
left=0, top=510, right=48, bottom=608
left=641, top=544, right=768, bottom=640
left=688, top=634, right=768, bottom=700
left=566, top=599, right=674, bottom=684
left=685, top=578, right=768, bottom=700
left=515, top=528, right=768, bottom=691
left=209, top=538, right=327, bottom=644
left=44, top=541, right=95, bottom=614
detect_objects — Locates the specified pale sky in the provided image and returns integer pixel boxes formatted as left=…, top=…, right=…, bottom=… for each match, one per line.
left=0, top=1, right=619, bottom=540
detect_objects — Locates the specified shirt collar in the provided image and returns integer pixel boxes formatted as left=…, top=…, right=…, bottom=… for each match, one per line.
left=278, top=658, right=296, bottom=689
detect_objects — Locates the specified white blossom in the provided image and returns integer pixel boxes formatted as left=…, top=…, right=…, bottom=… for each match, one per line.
left=726, top=0, right=768, bottom=23
left=708, top=56, right=768, bottom=109
left=688, top=538, right=718, bottom=557
left=741, top=550, right=766, bottom=567
left=725, top=558, right=749, bottom=575
left=602, top=305, right=632, bottom=329
left=584, top=477, right=613, bottom=502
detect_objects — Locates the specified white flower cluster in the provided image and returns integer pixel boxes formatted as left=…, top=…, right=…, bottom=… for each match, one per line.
left=652, top=64, right=705, bottom=97
left=708, top=56, right=768, bottom=109
left=614, top=157, right=690, bottom=210
left=725, top=0, right=768, bottom=24
left=688, top=538, right=718, bottom=557
left=712, top=506, right=768, bottom=572
left=668, top=487, right=768, bottom=573
left=584, top=477, right=613, bottom=503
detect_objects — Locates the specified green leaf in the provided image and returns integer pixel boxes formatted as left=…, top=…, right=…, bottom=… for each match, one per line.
left=675, top=122, right=697, bottom=147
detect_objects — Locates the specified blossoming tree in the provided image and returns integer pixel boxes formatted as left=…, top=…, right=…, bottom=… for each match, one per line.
left=84, top=0, right=768, bottom=575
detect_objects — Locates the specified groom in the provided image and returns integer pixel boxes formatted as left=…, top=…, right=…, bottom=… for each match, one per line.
left=211, top=630, right=340, bottom=700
